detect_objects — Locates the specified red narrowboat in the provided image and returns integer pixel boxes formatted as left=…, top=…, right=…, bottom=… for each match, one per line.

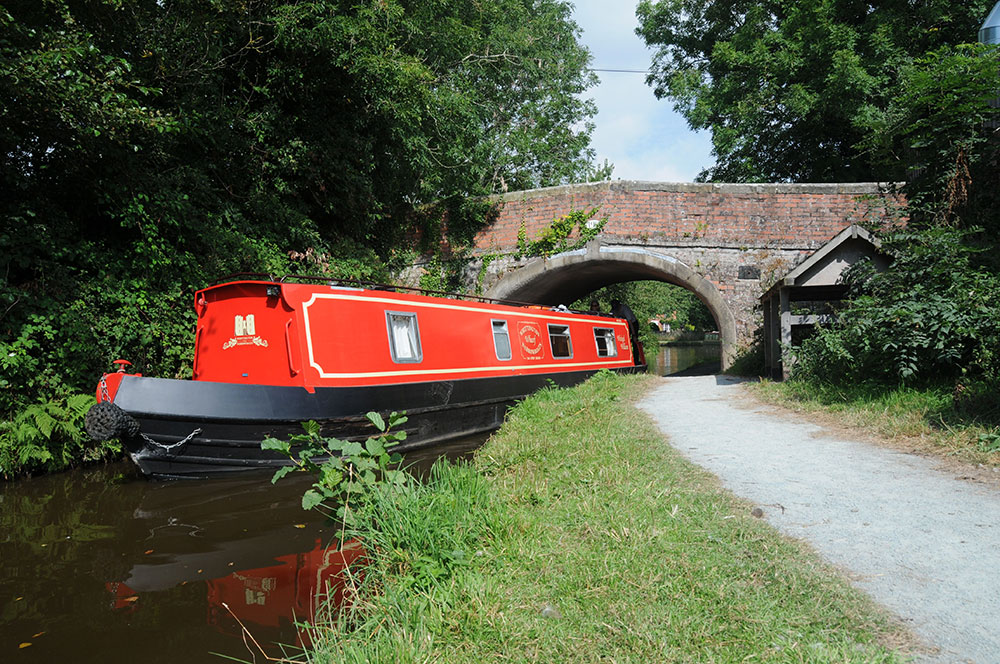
left=86, top=277, right=646, bottom=477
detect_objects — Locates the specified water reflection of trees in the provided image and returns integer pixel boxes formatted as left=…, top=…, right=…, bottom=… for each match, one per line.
left=0, top=463, right=357, bottom=663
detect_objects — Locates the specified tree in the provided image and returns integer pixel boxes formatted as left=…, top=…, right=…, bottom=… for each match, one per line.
left=573, top=280, right=717, bottom=355
left=635, top=0, right=994, bottom=182
left=791, top=45, right=1000, bottom=398
left=857, top=44, right=1000, bottom=231
left=0, top=0, right=605, bottom=474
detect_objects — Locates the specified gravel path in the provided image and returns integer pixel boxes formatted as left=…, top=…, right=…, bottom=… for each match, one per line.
left=638, top=375, right=1000, bottom=664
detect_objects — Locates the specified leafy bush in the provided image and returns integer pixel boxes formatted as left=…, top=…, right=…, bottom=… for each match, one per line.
left=262, top=412, right=409, bottom=519
left=792, top=229, right=1000, bottom=420
left=0, top=393, right=119, bottom=478
left=514, top=207, right=607, bottom=259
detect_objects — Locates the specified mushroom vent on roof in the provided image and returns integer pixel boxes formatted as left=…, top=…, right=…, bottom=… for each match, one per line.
left=980, top=1, right=1000, bottom=44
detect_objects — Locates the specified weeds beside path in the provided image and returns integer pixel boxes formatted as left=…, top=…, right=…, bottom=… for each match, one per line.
left=309, top=373, right=907, bottom=663
left=751, top=380, right=1000, bottom=469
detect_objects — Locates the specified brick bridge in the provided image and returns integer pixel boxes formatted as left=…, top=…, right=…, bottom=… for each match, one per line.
left=468, top=181, right=900, bottom=368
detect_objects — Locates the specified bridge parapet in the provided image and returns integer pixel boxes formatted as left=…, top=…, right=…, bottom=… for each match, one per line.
left=475, top=180, right=900, bottom=253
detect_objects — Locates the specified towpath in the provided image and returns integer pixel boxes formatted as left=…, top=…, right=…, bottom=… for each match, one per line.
left=638, top=375, right=1000, bottom=664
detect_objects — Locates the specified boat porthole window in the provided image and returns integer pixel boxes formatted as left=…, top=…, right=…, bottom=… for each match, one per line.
left=492, top=320, right=512, bottom=361
left=386, top=311, right=422, bottom=363
left=594, top=327, right=618, bottom=358
left=548, top=324, right=572, bottom=359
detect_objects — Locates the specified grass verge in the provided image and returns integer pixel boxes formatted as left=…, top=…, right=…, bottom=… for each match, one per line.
left=751, top=379, right=1000, bottom=466
left=306, top=372, right=909, bottom=663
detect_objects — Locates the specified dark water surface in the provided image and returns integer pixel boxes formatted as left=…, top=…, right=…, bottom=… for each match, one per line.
left=652, top=343, right=721, bottom=376
left=1, top=438, right=485, bottom=663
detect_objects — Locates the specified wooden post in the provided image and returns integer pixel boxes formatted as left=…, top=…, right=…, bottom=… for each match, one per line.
left=779, top=287, right=792, bottom=381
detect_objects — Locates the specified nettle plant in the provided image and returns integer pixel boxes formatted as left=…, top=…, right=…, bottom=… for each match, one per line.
left=262, top=412, right=409, bottom=518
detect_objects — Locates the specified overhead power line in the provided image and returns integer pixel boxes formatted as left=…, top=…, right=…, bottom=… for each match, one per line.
left=589, top=68, right=650, bottom=74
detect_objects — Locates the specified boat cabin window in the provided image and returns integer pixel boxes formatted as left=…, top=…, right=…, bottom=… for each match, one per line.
left=386, top=311, right=422, bottom=363
left=548, top=324, right=572, bottom=359
left=594, top=327, right=618, bottom=358
left=492, top=320, right=512, bottom=361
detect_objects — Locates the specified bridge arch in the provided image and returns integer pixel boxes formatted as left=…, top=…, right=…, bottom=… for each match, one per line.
left=484, top=243, right=738, bottom=368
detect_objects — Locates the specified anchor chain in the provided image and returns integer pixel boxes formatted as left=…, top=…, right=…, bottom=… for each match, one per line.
left=96, top=374, right=202, bottom=452
left=141, top=427, right=203, bottom=453
left=94, top=373, right=201, bottom=452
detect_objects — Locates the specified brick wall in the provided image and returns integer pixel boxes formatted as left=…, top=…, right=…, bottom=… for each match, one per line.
left=474, top=181, right=901, bottom=253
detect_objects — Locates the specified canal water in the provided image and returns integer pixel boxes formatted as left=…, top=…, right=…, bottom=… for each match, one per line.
left=0, top=439, right=484, bottom=663
left=652, top=343, right=721, bottom=376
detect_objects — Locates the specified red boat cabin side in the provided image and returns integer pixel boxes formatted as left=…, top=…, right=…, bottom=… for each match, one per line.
left=190, top=281, right=638, bottom=389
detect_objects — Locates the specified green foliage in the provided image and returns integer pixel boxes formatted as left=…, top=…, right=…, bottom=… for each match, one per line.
left=469, top=207, right=610, bottom=295
left=792, top=229, right=1000, bottom=416
left=976, top=431, right=1000, bottom=454
left=583, top=158, right=615, bottom=183
left=474, top=251, right=504, bottom=295
left=636, top=0, right=993, bottom=182
left=0, top=393, right=118, bottom=478
left=857, top=44, right=1000, bottom=230
left=574, top=279, right=717, bottom=356
left=514, top=207, right=607, bottom=259
left=262, top=413, right=409, bottom=520
left=417, top=251, right=473, bottom=294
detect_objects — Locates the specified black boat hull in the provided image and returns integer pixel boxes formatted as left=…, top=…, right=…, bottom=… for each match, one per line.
left=115, top=367, right=644, bottom=476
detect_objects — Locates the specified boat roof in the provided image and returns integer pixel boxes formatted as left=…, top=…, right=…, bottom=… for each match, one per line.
left=200, top=273, right=613, bottom=318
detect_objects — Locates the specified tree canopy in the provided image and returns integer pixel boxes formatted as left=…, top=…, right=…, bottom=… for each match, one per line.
left=636, top=0, right=994, bottom=182
left=0, top=0, right=605, bottom=474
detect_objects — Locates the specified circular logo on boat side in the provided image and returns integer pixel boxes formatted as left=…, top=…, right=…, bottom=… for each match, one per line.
left=518, top=322, right=544, bottom=359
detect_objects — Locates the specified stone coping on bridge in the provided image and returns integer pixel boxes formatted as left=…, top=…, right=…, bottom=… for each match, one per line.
left=492, top=180, right=902, bottom=203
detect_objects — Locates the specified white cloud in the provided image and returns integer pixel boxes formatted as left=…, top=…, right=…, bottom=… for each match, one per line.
left=572, top=0, right=714, bottom=182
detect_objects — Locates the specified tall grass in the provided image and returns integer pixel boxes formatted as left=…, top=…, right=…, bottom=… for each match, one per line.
left=304, top=373, right=908, bottom=663
left=303, top=461, right=510, bottom=662
left=754, top=378, right=1000, bottom=464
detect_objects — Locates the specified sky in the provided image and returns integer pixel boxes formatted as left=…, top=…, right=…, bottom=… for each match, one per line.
left=571, top=1, right=714, bottom=182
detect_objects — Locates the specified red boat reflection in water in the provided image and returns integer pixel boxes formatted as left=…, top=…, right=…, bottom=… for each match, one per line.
left=207, top=539, right=365, bottom=643
left=107, top=538, right=365, bottom=651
